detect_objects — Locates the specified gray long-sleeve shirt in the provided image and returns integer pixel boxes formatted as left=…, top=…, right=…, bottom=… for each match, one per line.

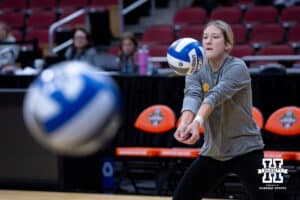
left=182, top=56, right=264, bottom=161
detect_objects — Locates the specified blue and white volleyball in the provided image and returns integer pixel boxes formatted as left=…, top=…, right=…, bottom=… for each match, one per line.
left=23, top=61, right=122, bottom=156
left=167, top=37, right=204, bottom=75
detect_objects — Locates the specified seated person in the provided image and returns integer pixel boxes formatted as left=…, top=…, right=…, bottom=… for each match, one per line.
left=117, top=32, right=139, bottom=74
left=0, top=21, right=20, bottom=74
left=65, top=28, right=98, bottom=68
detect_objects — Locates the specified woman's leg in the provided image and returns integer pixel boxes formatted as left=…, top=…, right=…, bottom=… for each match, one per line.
left=173, top=155, right=229, bottom=200
left=231, top=150, right=274, bottom=200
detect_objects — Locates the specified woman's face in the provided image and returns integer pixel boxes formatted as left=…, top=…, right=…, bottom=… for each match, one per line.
left=121, top=38, right=135, bottom=56
left=74, top=30, right=88, bottom=49
left=202, top=25, right=229, bottom=60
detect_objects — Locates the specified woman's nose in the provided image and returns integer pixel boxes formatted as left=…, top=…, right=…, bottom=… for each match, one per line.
left=204, top=39, right=212, bottom=45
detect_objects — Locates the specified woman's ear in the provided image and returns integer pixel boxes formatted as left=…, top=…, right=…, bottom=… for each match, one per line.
left=225, top=42, right=232, bottom=52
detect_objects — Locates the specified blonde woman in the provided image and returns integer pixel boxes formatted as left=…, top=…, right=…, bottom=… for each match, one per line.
left=173, top=20, right=273, bottom=200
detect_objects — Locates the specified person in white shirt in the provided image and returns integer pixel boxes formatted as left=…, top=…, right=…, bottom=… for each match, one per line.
left=0, top=21, right=20, bottom=72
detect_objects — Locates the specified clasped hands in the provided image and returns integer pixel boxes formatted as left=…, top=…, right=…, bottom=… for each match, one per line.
left=174, top=120, right=201, bottom=145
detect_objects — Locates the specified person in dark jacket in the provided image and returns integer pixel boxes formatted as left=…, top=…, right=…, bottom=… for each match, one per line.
left=65, top=28, right=98, bottom=67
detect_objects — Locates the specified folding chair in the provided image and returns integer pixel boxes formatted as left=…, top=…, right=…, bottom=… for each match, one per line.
left=26, top=11, right=56, bottom=30
left=288, top=24, right=300, bottom=49
left=263, top=106, right=300, bottom=154
left=231, top=24, right=248, bottom=45
left=28, top=0, right=57, bottom=12
left=209, top=7, right=242, bottom=24
left=107, top=45, right=119, bottom=56
left=264, top=106, right=300, bottom=137
left=280, top=6, right=300, bottom=28
left=115, top=105, right=176, bottom=194
left=148, top=44, right=169, bottom=57
left=173, top=7, right=207, bottom=27
left=244, top=6, right=278, bottom=27
left=141, top=25, right=175, bottom=46
left=250, top=24, right=285, bottom=48
left=25, top=29, right=49, bottom=47
left=0, top=0, right=27, bottom=12
left=231, top=45, right=254, bottom=58
left=262, top=106, right=300, bottom=165
left=58, top=0, right=88, bottom=12
left=253, top=106, right=264, bottom=129
left=58, top=11, right=88, bottom=30
left=251, top=44, right=294, bottom=67
left=177, top=25, right=204, bottom=41
left=0, top=13, right=25, bottom=30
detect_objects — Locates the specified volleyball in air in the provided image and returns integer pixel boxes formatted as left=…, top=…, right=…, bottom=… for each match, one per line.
left=167, top=37, right=204, bottom=75
left=23, top=61, right=122, bottom=156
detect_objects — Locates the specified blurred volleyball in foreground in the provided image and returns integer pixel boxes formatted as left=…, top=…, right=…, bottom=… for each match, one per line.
left=23, top=61, right=122, bottom=156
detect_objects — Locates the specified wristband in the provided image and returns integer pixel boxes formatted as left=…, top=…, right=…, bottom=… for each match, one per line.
left=193, top=115, right=204, bottom=125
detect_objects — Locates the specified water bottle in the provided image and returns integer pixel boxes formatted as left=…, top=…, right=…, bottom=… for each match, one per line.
left=137, top=45, right=149, bottom=75
left=147, top=62, right=153, bottom=75
left=147, top=62, right=158, bottom=76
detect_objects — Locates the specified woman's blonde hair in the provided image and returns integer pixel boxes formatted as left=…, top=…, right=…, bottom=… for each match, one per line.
left=0, top=21, right=10, bottom=35
left=204, top=20, right=234, bottom=50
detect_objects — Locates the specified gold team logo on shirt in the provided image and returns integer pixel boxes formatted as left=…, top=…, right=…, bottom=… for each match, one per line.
left=202, top=82, right=210, bottom=93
